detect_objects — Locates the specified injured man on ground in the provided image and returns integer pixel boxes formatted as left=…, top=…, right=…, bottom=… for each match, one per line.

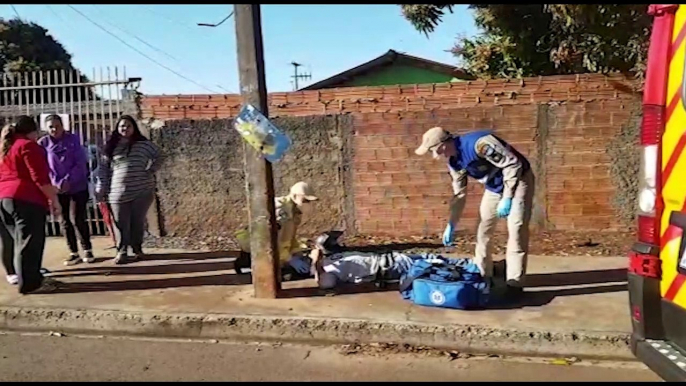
left=295, top=232, right=448, bottom=290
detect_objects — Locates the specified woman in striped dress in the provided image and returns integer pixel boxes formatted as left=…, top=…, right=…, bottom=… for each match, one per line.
left=95, top=115, right=164, bottom=264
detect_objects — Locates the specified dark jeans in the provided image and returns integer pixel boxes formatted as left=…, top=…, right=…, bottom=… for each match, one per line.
left=0, top=199, right=47, bottom=294
left=110, top=191, right=154, bottom=255
left=58, top=190, right=92, bottom=253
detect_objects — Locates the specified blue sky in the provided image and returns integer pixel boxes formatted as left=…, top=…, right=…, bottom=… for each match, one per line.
left=3, top=4, right=478, bottom=95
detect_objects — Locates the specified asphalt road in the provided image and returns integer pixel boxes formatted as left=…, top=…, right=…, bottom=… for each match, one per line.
left=0, top=331, right=661, bottom=382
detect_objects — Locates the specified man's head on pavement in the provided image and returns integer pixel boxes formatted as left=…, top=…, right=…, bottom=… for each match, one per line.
left=415, top=127, right=456, bottom=160
left=289, top=181, right=318, bottom=206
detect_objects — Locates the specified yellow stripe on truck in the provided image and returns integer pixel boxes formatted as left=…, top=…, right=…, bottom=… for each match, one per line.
left=661, top=5, right=686, bottom=307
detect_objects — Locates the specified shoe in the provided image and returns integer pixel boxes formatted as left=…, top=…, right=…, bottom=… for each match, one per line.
left=63, top=253, right=81, bottom=266
left=114, top=252, right=128, bottom=265
left=6, top=274, right=18, bottom=285
left=234, top=251, right=251, bottom=274
left=82, top=250, right=95, bottom=264
left=24, top=278, right=63, bottom=294
left=504, top=281, right=524, bottom=301
left=486, top=277, right=495, bottom=289
left=130, top=252, right=144, bottom=262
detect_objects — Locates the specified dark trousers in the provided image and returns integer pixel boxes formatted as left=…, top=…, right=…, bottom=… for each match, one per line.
left=0, top=199, right=47, bottom=294
left=110, top=191, right=154, bottom=255
left=58, top=190, right=92, bottom=253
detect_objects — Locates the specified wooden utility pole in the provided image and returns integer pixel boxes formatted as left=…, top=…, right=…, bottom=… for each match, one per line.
left=234, top=4, right=280, bottom=298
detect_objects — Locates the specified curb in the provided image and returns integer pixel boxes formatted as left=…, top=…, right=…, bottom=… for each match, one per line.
left=0, top=306, right=633, bottom=360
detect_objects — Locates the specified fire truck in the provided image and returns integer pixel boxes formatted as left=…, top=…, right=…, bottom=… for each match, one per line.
left=628, top=4, right=686, bottom=381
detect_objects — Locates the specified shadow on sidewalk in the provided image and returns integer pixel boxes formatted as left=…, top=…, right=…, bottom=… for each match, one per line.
left=50, top=273, right=252, bottom=294
left=49, top=251, right=242, bottom=278
left=50, top=261, right=238, bottom=278
left=525, top=268, right=627, bottom=288
left=43, top=251, right=252, bottom=293
left=485, top=265, right=628, bottom=310
left=278, top=283, right=398, bottom=299
left=485, top=283, right=628, bottom=310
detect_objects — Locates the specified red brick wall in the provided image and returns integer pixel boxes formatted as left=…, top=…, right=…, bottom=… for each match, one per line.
left=352, top=106, right=539, bottom=236
left=142, top=73, right=641, bottom=236
left=545, top=100, right=635, bottom=231
left=142, top=73, right=638, bottom=118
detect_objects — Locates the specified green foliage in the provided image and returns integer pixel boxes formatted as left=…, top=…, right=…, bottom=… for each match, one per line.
left=400, top=4, right=651, bottom=81
left=0, top=18, right=94, bottom=105
left=0, top=18, right=74, bottom=73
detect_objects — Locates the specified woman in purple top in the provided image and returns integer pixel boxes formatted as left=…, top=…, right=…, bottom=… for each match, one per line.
left=38, top=114, right=94, bottom=266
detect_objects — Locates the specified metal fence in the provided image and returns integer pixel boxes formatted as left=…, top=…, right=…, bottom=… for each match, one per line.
left=0, top=67, right=142, bottom=237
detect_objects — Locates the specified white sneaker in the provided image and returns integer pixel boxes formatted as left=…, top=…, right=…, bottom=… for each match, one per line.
left=6, top=274, right=18, bottom=285
left=82, top=250, right=95, bottom=264
left=63, top=253, right=81, bottom=266
left=114, top=252, right=128, bottom=265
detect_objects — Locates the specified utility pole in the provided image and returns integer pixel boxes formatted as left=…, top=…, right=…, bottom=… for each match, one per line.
left=234, top=4, right=281, bottom=298
left=290, top=61, right=311, bottom=91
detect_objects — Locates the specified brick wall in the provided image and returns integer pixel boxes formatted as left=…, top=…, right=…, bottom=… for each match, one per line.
left=352, top=105, right=539, bottom=236
left=142, top=73, right=641, bottom=237
left=544, top=100, right=635, bottom=231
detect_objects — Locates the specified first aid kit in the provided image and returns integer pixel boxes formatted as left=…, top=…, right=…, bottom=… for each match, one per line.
left=399, top=257, right=489, bottom=310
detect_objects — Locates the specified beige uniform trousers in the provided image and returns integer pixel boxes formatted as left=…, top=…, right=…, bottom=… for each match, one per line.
left=474, top=169, right=535, bottom=287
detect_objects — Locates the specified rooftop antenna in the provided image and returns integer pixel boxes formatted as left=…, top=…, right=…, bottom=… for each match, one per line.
left=291, top=61, right=311, bottom=91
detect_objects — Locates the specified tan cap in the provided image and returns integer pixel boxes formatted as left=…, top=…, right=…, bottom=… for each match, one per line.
left=415, top=127, right=452, bottom=156
left=290, top=181, right=318, bottom=202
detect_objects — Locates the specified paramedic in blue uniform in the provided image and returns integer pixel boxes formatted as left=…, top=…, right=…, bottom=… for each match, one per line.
left=414, top=127, right=535, bottom=299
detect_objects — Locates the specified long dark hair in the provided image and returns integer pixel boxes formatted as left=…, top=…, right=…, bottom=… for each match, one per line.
left=103, top=115, right=148, bottom=159
left=0, top=115, right=38, bottom=161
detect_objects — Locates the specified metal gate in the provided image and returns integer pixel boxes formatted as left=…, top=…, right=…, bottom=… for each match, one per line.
left=0, top=67, right=142, bottom=237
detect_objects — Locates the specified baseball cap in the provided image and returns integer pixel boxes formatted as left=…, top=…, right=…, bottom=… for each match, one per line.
left=289, top=181, right=318, bottom=201
left=415, top=127, right=452, bottom=156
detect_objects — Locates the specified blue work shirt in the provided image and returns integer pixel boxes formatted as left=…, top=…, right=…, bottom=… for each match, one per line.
left=448, top=130, right=530, bottom=194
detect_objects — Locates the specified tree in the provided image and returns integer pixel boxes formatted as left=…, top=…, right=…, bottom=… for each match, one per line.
left=0, top=18, right=74, bottom=73
left=400, top=5, right=652, bottom=81
left=0, top=17, right=94, bottom=105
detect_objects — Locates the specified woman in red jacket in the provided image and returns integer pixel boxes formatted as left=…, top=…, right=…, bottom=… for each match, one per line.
left=0, top=115, right=62, bottom=294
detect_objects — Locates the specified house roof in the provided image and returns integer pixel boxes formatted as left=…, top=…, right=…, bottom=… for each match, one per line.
left=300, top=49, right=473, bottom=91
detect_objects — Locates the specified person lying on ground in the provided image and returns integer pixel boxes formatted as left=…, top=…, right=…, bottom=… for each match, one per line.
left=308, top=247, right=446, bottom=290
left=234, top=181, right=318, bottom=274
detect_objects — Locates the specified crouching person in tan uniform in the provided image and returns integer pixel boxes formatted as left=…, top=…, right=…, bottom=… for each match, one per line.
left=234, top=181, right=318, bottom=276
left=415, top=127, right=535, bottom=301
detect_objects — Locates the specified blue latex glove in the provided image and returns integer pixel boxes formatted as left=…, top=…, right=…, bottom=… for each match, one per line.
left=288, top=255, right=312, bottom=275
left=442, top=222, right=455, bottom=246
left=496, top=197, right=513, bottom=218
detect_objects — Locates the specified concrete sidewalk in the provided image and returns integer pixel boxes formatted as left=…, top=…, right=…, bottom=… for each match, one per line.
left=0, top=237, right=632, bottom=359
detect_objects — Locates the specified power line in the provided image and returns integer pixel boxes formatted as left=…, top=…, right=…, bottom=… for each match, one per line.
left=91, top=5, right=229, bottom=92
left=9, top=4, right=20, bottom=19
left=142, top=6, right=195, bottom=32
left=91, top=5, right=179, bottom=62
left=46, top=5, right=65, bottom=22
left=66, top=4, right=218, bottom=94
left=215, top=84, right=234, bottom=93
left=90, top=5, right=232, bottom=93
left=198, top=11, right=233, bottom=27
